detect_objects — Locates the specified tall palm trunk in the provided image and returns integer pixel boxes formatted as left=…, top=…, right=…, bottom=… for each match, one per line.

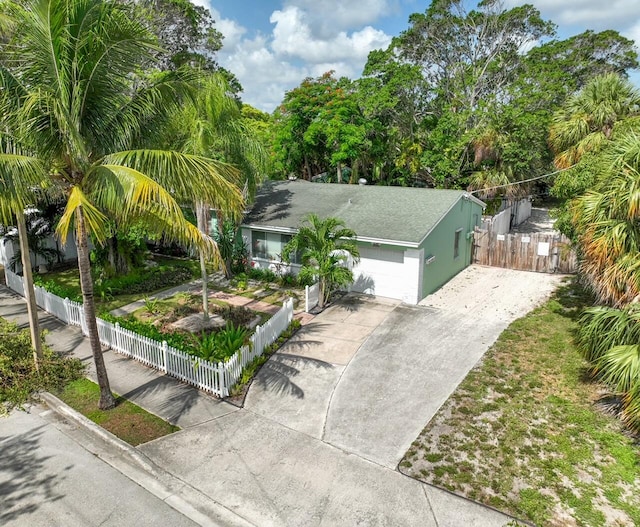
left=76, top=205, right=115, bottom=409
left=195, top=201, right=210, bottom=320
left=16, top=209, right=42, bottom=369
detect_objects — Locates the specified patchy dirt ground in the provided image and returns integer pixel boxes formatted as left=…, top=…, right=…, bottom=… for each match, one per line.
left=420, top=264, right=567, bottom=322
left=406, top=279, right=640, bottom=526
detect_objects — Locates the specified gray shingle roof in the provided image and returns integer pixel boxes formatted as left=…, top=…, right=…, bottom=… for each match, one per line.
left=243, top=181, right=483, bottom=246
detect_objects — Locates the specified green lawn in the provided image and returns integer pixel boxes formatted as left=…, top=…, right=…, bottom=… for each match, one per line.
left=57, top=378, right=179, bottom=445
left=400, top=281, right=640, bottom=526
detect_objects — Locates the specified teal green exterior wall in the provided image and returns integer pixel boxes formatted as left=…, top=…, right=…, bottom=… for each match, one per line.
left=419, top=197, right=483, bottom=299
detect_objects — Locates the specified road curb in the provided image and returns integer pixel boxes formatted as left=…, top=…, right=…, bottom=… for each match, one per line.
left=39, top=392, right=255, bottom=527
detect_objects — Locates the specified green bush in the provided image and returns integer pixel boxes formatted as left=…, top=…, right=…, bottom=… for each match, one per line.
left=194, top=322, right=250, bottom=363
left=215, top=304, right=254, bottom=327
left=100, top=266, right=193, bottom=295
left=32, top=276, right=82, bottom=303
left=247, top=267, right=277, bottom=283
left=0, top=318, right=84, bottom=413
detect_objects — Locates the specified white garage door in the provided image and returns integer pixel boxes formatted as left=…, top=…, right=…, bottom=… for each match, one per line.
left=351, top=246, right=421, bottom=304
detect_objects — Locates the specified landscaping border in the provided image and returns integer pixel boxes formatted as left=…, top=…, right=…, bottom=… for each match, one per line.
left=6, top=269, right=293, bottom=398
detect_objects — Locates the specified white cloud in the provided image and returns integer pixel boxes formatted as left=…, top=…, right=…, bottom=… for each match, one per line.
left=505, top=0, right=640, bottom=31
left=625, top=20, right=640, bottom=48
left=271, top=6, right=390, bottom=62
left=214, top=2, right=392, bottom=112
left=283, top=0, right=393, bottom=37
left=209, top=8, right=247, bottom=50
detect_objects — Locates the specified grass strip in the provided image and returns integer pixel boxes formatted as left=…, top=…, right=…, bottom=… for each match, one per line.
left=57, top=378, right=179, bottom=446
left=400, top=280, right=640, bottom=526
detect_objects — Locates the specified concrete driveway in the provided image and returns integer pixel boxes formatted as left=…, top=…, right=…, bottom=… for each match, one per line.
left=244, top=294, right=400, bottom=438
left=324, top=267, right=564, bottom=467
left=244, top=265, right=566, bottom=469
left=139, top=265, right=565, bottom=526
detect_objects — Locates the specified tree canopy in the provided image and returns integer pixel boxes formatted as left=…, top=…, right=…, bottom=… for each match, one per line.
left=268, top=0, right=638, bottom=192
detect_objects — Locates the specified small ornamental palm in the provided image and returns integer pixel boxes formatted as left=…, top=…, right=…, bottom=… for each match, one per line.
left=0, top=0, right=244, bottom=409
left=283, top=214, right=359, bottom=309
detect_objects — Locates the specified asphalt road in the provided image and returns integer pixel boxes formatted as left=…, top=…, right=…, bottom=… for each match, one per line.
left=1, top=406, right=198, bottom=527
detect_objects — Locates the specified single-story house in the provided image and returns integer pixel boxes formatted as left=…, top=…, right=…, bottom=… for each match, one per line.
left=241, top=181, right=485, bottom=305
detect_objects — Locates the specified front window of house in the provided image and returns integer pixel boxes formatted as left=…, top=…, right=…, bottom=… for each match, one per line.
left=252, top=231, right=300, bottom=264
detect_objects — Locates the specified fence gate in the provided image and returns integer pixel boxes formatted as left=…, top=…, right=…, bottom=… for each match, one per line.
left=472, top=228, right=576, bottom=274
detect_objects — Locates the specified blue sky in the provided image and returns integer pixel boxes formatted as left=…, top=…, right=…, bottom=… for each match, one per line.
left=194, top=1, right=640, bottom=112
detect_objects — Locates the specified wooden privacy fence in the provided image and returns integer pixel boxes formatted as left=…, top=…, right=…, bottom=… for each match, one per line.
left=4, top=269, right=294, bottom=397
left=473, top=228, right=576, bottom=274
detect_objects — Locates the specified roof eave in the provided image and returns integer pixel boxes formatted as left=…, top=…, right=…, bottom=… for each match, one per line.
left=241, top=223, right=419, bottom=248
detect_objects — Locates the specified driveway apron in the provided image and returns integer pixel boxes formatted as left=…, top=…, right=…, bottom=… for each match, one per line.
left=243, top=294, right=399, bottom=438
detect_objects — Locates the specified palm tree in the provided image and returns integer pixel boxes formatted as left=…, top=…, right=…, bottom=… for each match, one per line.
left=165, top=74, right=266, bottom=317
left=570, top=132, right=640, bottom=307
left=0, top=0, right=244, bottom=409
left=549, top=73, right=640, bottom=169
left=0, top=141, right=47, bottom=368
left=283, top=214, right=359, bottom=309
left=578, top=305, right=640, bottom=432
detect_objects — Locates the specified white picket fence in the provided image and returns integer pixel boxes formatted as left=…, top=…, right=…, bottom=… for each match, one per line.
left=4, top=269, right=294, bottom=397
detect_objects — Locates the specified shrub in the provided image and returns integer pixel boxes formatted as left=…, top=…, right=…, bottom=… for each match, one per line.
left=278, top=272, right=298, bottom=287
left=215, top=304, right=254, bottom=327
left=247, top=267, right=277, bottom=283
left=0, top=318, right=84, bottom=413
left=194, top=323, right=251, bottom=363
left=32, top=276, right=82, bottom=303
left=100, top=313, right=197, bottom=354
left=101, top=266, right=193, bottom=295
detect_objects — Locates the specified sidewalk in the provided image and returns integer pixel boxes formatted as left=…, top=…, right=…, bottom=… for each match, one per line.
left=0, top=285, right=236, bottom=429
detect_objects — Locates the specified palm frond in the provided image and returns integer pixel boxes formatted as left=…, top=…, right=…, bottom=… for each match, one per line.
left=57, top=185, right=109, bottom=244
left=102, top=150, right=244, bottom=218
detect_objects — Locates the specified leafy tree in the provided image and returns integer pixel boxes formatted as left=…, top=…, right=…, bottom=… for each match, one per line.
left=305, top=83, right=368, bottom=183
left=283, top=215, right=359, bottom=309
left=273, top=72, right=359, bottom=180
left=0, top=0, right=243, bottom=409
left=399, top=0, right=554, bottom=117
left=356, top=48, right=430, bottom=185
left=129, top=0, right=223, bottom=71
left=353, top=1, right=638, bottom=190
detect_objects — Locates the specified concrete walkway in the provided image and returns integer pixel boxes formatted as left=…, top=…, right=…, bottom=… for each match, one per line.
left=0, top=281, right=519, bottom=526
